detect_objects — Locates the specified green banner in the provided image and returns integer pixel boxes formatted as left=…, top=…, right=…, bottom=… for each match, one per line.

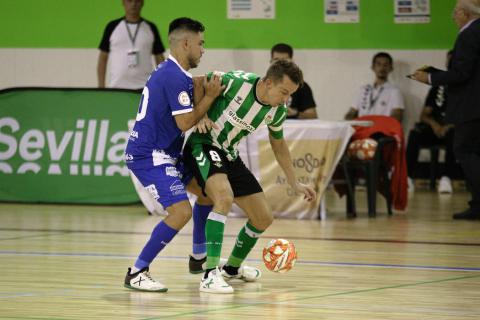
left=0, top=88, right=142, bottom=204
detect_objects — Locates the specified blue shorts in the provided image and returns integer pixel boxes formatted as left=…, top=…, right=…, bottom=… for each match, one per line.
left=129, top=160, right=193, bottom=209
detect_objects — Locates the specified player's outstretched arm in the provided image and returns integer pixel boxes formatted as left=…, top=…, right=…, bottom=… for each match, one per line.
left=174, top=74, right=224, bottom=132
left=269, top=134, right=316, bottom=202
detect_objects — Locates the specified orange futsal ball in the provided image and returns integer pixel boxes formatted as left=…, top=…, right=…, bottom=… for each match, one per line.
left=262, top=238, right=297, bottom=273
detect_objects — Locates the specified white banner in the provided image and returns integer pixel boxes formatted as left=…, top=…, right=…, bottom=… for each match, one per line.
left=235, top=120, right=354, bottom=219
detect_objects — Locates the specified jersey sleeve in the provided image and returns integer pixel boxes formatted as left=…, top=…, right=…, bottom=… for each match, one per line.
left=146, top=21, right=165, bottom=54
left=390, top=88, right=405, bottom=110
left=164, top=75, right=193, bottom=116
left=268, top=106, right=287, bottom=139
left=98, top=19, right=121, bottom=52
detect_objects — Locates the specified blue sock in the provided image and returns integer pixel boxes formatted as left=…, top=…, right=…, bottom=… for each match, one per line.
left=134, top=221, right=178, bottom=270
left=192, top=203, right=212, bottom=259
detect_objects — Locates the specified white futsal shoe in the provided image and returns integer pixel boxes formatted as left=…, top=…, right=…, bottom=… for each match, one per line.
left=199, top=267, right=234, bottom=294
left=222, top=265, right=262, bottom=282
left=438, top=176, right=453, bottom=194
left=124, top=267, right=168, bottom=292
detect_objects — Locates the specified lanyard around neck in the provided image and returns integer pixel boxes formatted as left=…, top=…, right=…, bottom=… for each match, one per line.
left=124, top=19, right=141, bottom=47
left=368, top=85, right=384, bottom=110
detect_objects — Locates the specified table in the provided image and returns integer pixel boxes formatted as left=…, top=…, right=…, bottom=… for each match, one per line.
left=233, top=120, right=354, bottom=219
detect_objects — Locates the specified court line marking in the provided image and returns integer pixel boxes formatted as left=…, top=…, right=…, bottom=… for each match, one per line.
left=140, top=274, right=480, bottom=319
left=1, top=227, right=479, bottom=246
left=0, top=231, right=69, bottom=241
left=0, top=250, right=479, bottom=272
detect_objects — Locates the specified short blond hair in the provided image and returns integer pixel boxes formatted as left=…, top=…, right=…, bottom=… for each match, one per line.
left=460, top=0, right=480, bottom=15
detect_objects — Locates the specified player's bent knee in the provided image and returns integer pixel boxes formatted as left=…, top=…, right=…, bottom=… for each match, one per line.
left=259, top=215, right=274, bottom=230
left=213, top=192, right=234, bottom=213
left=164, top=200, right=193, bottom=229
left=208, top=186, right=234, bottom=211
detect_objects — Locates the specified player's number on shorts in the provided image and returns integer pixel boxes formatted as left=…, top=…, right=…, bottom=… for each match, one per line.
left=136, top=87, right=149, bottom=121
left=209, top=150, right=221, bottom=162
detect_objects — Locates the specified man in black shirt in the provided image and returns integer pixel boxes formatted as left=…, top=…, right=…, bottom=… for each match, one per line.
left=270, top=43, right=317, bottom=119
left=407, top=51, right=455, bottom=193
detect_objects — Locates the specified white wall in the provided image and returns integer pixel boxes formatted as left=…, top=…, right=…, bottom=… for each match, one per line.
left=0, top=48, right=449, bottom=132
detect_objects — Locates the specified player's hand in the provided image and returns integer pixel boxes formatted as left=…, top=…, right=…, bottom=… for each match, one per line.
left=411, top=70, right=430, bottom=84
left=204, top=73, right=225, bottom=99
left=292, top=182, right=316, bottom=202
left=431, top=123, right=444, bottom=138
left=194, top=116, right=218, bottom=133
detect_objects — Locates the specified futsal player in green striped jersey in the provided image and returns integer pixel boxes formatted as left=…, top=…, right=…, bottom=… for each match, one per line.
left=184, top=60, right=317, bottom=293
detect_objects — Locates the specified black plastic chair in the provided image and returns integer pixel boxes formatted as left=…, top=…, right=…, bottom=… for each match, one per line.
left=343, top=136, right=396, bottom=217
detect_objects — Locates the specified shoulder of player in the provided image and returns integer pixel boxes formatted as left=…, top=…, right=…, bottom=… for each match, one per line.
left=224, top=70, right=260, bottom=81
left=104, top=18, right=124, bottom=31
left=273, top=104, right=288, bottom=114
left=150, top=63, right=192, bottom=86
left=141, top=18, right=159, bottom=31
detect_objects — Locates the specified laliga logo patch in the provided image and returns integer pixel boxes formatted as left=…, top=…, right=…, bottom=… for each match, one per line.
left=178, top=91, right=191, bottom=106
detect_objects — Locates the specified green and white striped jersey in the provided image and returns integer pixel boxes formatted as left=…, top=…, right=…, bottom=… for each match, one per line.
left=188, top=70, right=287, bottom=161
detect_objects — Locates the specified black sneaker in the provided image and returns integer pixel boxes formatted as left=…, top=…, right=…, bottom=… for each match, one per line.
left=453, top=209, right=480, bottom=220
left=124, top=267, right=168, bottom=292
left=189, top=255, right=206, bottom=274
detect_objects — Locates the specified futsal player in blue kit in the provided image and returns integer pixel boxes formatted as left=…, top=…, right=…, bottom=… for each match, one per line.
left=123, top=17, right=224, bottom=292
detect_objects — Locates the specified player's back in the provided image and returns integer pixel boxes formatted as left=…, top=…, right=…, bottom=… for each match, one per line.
left=125, top=57, right=194, bottom=169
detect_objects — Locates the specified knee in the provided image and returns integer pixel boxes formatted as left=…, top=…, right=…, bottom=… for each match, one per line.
left=261, top=215, right=274, bottom=230
left=176, top=210, right=192, bottom=226
left=212, top=188, right=234, bottom=213
left=251, top=211, right=274, bottom=231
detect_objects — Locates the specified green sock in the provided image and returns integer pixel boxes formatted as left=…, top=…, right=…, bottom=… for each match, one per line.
left=205, top=211, right=227, bottom=269
left=227, top=222, right=264, bottom=267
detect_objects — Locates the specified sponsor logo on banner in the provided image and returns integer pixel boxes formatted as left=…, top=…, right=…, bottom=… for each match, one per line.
left=258, top=139, right=341, bottom=217
left=0, top=117, right=129, bottom=176
left=292, top=153, right=326, bottom=173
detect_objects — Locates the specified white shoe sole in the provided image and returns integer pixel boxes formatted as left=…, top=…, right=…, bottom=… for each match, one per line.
left=199, top=285, right=234, bottom=294
left=124, top=284, right=168, bottom=292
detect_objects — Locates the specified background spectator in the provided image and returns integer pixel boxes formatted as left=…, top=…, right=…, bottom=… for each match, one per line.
left=270, top=43, right=317, bottom=119
left=406, top=51, right=456, bottom=194
left=345, top=52, right=404, bottom=123
left=97, top=0, right=165, bottom=89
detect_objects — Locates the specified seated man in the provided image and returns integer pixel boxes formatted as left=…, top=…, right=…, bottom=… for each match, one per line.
left=270, top=43, right=317, bottom=119
left=406, top=51, right=455, bottom=193
left=344, top=52, right=404, bottom=123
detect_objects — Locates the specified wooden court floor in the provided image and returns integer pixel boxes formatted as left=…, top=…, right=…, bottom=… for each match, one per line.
left=1, top=189, right=479, bottom=319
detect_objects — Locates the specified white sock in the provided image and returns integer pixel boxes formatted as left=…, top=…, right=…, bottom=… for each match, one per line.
left=191, top=252, right=207, bottom=260
left=131, top=266, right=140, bottom=274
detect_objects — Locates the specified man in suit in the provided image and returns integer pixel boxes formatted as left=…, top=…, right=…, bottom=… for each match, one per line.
left=413, top=0, right=480, bottom=220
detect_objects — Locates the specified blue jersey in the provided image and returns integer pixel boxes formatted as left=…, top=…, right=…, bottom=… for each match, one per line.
left=125, top=55, right=194, bottom=169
